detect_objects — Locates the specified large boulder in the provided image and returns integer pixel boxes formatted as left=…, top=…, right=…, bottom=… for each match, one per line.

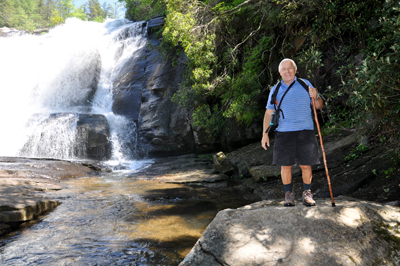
left=75, top=114, right=111, bottom=160
left=179, top=197, right=400, bottom=266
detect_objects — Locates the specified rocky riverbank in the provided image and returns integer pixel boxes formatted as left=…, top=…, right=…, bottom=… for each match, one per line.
left=0, top=157, right=104, bottom=236
left=0, top=131, right=399, bottom=264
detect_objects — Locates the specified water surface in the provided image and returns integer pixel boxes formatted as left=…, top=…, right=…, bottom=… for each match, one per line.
left=0, top=170, right=254, bottom=265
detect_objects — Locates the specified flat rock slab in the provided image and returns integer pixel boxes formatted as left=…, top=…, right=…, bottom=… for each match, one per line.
left=132, top=154, right=226, bottom=184
left=0, top=157, right=101, bottom=236
left=0, top=178, right=62, bottom=226
left=180, top=196, right=400, bottom=266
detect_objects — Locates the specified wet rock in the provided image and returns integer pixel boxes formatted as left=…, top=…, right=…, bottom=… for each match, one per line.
left=148, top=16, right=165, bottom=29
left=179, top=196, right=400, bottom=266
left=0, top=178, right=62, bottom=236
left=137, top=34, right=194, bottom=157
left=0, top=157, right=107, bottom=237
left=213, top=152, right=234, bottom=176
left=75, top=114, right=111, bottom=160
left=132, top=154, right=226, bottom=184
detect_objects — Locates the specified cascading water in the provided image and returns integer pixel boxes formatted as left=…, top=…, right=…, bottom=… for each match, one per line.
left=0, top=18, right=147, bottom=166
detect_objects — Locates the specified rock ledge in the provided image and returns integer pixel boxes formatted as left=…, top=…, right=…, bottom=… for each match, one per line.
left=180, top=196, right=400, bottom=266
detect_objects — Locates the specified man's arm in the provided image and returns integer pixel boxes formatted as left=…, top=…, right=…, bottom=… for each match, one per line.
left=314, top=97, right=323, bottom=110
left=261, top=108, right=274, bottom=150
left=308, top=86, right=323, bottom=110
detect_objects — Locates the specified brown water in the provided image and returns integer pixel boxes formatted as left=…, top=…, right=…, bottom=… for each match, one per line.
left=0, top=171, right=256, bottom=265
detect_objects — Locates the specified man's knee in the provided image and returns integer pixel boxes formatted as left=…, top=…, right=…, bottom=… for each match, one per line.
left=299, top=165, right=312, bottom=171
left=281, top=165, right=292, bottom=174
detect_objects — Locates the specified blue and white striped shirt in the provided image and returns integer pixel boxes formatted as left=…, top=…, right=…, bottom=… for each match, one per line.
left=266, top=77, right=314, bottom=132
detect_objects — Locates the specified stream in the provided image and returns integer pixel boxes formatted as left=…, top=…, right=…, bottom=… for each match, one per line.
left=0, top=162, right=254, bottom=265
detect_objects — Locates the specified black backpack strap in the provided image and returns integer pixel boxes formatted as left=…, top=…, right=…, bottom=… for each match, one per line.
left=270, top=82, right=281, bottom=107
left=297, top=78, right=309, bottom=92
left=298, top=78, right=317, bottom=131
left=276, top=81, right=295, bottom=119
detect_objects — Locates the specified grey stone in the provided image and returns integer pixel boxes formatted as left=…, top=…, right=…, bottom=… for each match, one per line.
left=213, top=152, right=234, bottom=175
left=180, top=196, right=400, bottom=266
left=75, top=114, right=111, bottom=160
left=148, top=16, right=165, bottom=29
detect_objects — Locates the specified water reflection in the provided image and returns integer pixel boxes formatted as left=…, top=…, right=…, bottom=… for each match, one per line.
left=0, top=172, right=255, bottom=265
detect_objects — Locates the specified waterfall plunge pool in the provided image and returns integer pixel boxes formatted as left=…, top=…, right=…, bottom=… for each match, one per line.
left=0, top=158, right=257, bottom=265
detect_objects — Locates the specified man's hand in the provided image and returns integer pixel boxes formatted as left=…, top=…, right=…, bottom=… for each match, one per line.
left=308, top=86, right=323, bottom=110
left=262, top=109, right=274, bottom=150
left=308, top=86, right=318, bottom=99
left=261, top=133, right=270, bottom=150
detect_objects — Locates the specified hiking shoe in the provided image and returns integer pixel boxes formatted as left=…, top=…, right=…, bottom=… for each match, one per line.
left=302, top=190, right=316, bottom=207
left=284, top=191, right=295, bottom=207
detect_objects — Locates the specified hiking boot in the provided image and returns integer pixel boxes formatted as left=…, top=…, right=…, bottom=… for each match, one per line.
left=302, top=190, right=316, bottom=207
left=284, top=191, right=295, bottom=207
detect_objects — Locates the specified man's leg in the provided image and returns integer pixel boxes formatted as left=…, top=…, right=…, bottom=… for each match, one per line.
left=282, top=165, right=293, bottom=184
left=300, top=165, right=315, bottom=206
left=300, top=165, right=312, bottom=184
left=282, top=166, right=295, bottom=206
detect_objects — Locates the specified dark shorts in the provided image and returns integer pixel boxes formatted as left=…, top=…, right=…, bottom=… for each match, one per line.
left=273, top=130, right=320, bottom=166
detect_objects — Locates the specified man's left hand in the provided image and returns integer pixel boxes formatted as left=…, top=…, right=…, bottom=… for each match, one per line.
left=308, top=86, right=318, bottom=99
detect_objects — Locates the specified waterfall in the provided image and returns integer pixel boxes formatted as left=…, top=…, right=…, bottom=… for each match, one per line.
left=0, top=18, right=147, bottom=164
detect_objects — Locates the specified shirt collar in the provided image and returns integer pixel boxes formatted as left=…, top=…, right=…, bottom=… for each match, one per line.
left=281, top=76, right=298, bottom=88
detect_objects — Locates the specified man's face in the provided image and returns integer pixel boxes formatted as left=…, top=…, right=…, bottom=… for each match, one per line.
left=279, top=61, right=296, bottom=85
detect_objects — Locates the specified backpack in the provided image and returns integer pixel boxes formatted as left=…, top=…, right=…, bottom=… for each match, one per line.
left=265, top=78, right=313, bottom=134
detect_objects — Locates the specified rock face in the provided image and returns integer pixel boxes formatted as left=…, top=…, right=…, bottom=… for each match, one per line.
left=137, top=38, right=194, bottom=157
left=179, top=196, right=400, bottom=266
left=74, top=114, right=111, bottom=160
left=112, top=17, right=261, bottom=157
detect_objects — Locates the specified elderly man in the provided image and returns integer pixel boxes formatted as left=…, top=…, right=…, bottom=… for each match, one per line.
left=261, top=58, right=323, bottom=207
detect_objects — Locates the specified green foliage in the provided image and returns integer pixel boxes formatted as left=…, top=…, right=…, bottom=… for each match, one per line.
left=70, top=6, right=87, bottom=21
left=296, top=44, right=324, bottom=84
left=84, top=0, right=105, bottom=22
left=124, top=0, right=165, bottom=21
left=50, top=9, right=64, bottom=25
left=222, top=36, right=273, bottom=125
left=344, top=0, right=400, bottom=139
left=123, top=0, right=400, bottom=145
left=1, top=0, right=121, bottom=31
left=344, top=143, right=368, bottom=162
left=192, top=104, right=226, bottom=137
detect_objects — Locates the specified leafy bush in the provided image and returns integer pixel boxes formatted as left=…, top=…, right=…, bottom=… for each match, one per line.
left=346, top=0, right=400, bottom=140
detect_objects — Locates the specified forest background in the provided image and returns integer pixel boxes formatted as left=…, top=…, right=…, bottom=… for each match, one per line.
left=1, top=0, right=400, bottom=152
left=0, top=0, right=124, bottom=30
left=124, top=0, right=400, bottom=153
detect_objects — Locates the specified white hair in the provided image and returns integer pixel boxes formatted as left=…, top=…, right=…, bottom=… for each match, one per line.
left=278, top=58, right=297, bottom=72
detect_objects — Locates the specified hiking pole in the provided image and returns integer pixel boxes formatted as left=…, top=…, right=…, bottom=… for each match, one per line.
left=312, top=97, right=336, bottom=207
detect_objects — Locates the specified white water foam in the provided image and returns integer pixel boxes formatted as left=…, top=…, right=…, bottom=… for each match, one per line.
left=0, top=18, right=150, bottom=168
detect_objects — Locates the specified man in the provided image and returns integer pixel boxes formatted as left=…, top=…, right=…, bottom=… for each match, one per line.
left=261, top=58, right=323, bottom=207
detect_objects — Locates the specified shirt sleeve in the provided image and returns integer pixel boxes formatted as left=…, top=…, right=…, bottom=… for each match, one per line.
left=266, top=84, right=277, bottom=110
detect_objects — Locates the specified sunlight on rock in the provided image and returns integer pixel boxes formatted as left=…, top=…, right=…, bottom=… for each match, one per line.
left=304, top=208, right=323, bottom=219
left=338, top=207, right=362, bottom=227
left=297, top=237, right=315, bottom=253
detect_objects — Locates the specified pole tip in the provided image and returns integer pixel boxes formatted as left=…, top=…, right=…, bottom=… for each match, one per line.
left=332, top=202, right=336, bottom=207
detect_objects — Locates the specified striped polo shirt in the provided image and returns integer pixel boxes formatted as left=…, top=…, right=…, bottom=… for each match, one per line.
left=266, top=77, right=314, bottom=132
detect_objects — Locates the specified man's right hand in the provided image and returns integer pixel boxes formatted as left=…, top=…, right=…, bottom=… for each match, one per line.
left=262, top=109, right=274, bottom=150
left=261, top=133, right=270, bottom=150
